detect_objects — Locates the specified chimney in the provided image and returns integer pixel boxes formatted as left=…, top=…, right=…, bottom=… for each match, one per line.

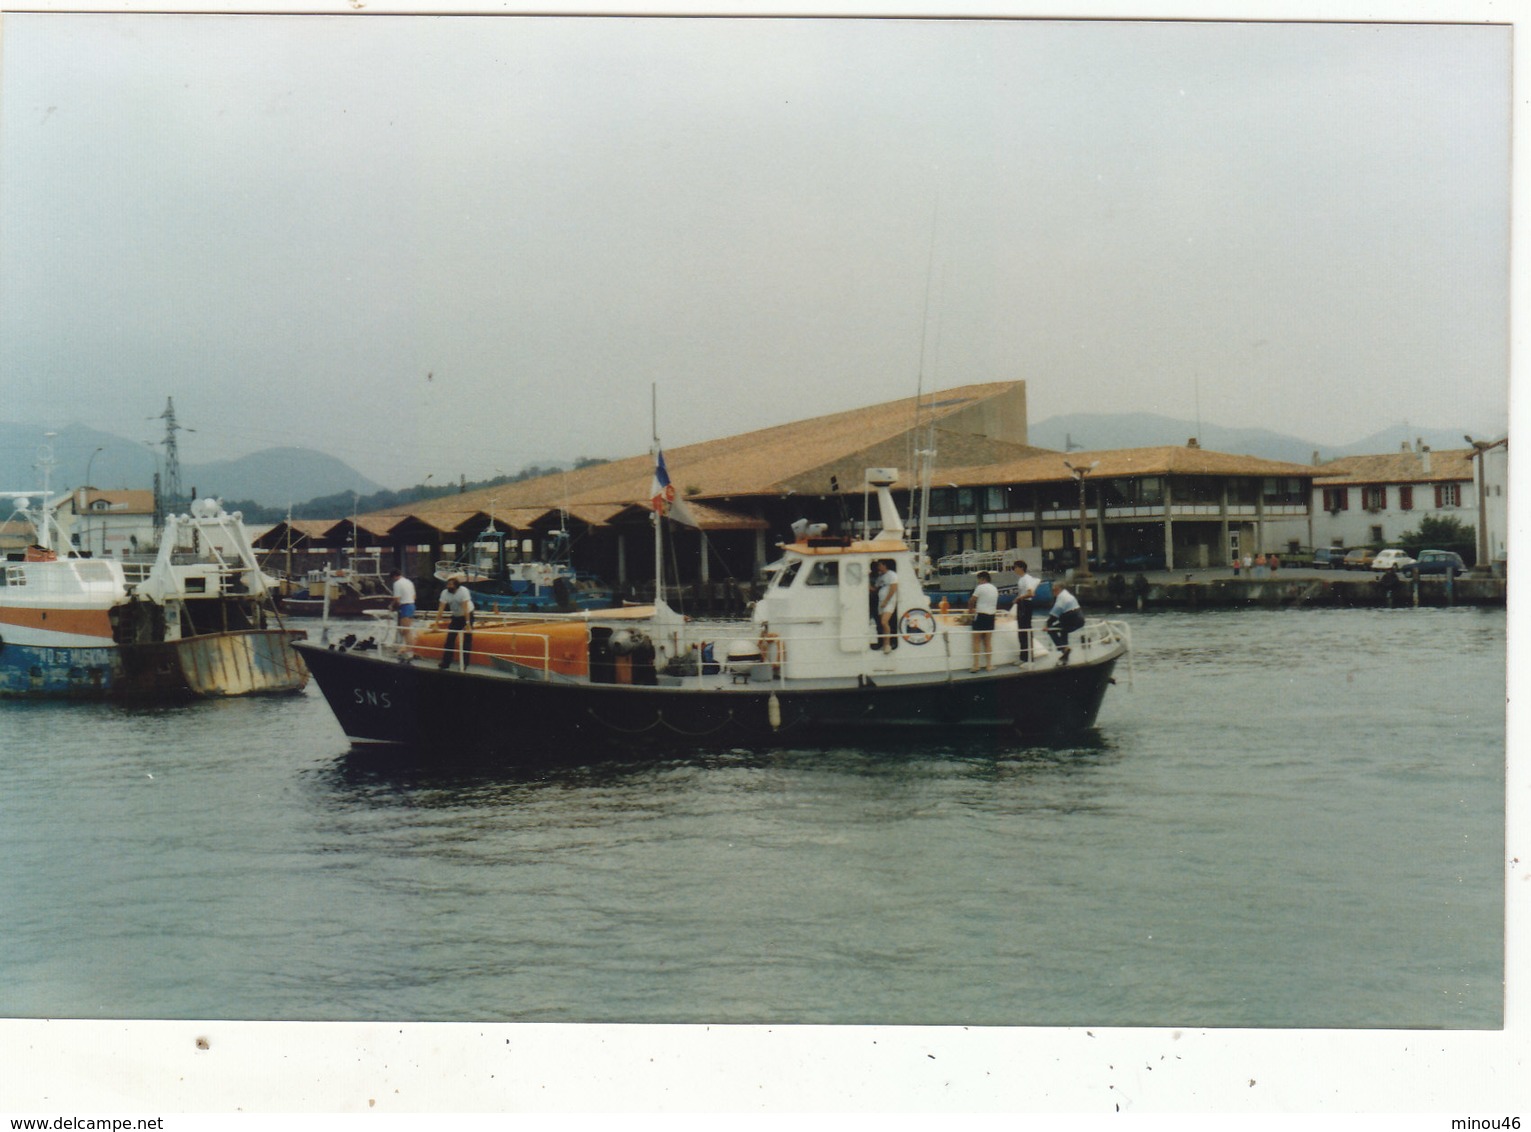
left=1187, top=437, right=1200, bottom=449
left=1421, top=446, right=1432, bottom=475
left=1400, top=440, right=1410, bottom=452
left=1312, top=450, right=1321, bottom=466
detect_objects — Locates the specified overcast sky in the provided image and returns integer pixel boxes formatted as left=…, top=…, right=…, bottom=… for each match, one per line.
left=0, top=13, right=1512, bottom=488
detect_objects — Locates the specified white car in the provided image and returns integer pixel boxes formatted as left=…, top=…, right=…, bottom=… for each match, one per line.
left=1371, top=549, right=1417, bottom=572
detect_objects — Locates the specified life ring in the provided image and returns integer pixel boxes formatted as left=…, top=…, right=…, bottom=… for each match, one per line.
left=757, top=629, right=786, bottom=669
left=899, top=608, right=936, bottom=645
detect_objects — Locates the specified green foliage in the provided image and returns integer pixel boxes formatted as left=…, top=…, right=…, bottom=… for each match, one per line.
left=1394, top=514, right=1476, bottom=564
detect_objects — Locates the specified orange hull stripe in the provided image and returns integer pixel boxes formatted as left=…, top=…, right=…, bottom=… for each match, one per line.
left=0, top=606, right=116, bottom=639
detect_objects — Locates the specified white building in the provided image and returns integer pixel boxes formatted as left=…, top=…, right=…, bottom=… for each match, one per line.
left=61, top=488, right=158, bottom=557
left=1310, top=443, right=1475, bottom=554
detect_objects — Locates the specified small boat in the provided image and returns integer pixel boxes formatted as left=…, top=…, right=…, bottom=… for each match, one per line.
left=298, top=467, right=1127, bottom=755
left=1, top=492, right=308, bottom=699
left=434, top=527, right=614, bottom=613
left=925, top=547, right=1054, bottom=610
left=279, top=557, right=395, bottom=618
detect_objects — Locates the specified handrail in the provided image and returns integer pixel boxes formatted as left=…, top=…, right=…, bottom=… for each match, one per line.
left=367, top=610, right=1128, bottom=686
left=663, top=613, right=1127, bottom=684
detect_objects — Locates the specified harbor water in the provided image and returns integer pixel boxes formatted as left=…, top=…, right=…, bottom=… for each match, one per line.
left=0, top=607, right=1505, bottom=1028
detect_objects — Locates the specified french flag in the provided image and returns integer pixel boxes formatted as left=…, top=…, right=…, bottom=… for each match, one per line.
left=650, top=449, right=697, bottom=526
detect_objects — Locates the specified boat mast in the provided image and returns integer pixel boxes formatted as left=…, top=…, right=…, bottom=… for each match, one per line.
left=911, top=197, right=941, bottom=571
left=36, top=434, right=58, bottom=553
left=652, top=384, right=662, bottom=606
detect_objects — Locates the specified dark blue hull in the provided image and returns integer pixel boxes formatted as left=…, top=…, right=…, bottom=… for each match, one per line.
left=296, top=641, right=1120, bottom=757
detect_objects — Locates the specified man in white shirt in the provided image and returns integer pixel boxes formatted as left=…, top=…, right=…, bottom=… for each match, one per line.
left=437, top=575, right=475, bottom=670
left=1011, top=559, right=1040, bottom=664
left=966, top=570, right=999, bottom=672
left=1046, top=586, right=1084, bottom=665
left=389, top=569, right=417, bottom=658
left=872, top=558, right=899, bottom=652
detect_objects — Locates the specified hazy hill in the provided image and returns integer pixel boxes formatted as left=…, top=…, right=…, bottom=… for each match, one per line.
left=183, top=447, right=384, bottom=506
left=0, top=422, right=382, bottom=504
left=1027, top=413, right=1487, bottom=465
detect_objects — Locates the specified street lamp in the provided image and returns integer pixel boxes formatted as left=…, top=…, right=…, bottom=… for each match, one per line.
left=1464, top=434, right=1507, bottom=576
left=1063, top=459, right=1099, bottom=578
left=83, top=446, right=104, bottom=555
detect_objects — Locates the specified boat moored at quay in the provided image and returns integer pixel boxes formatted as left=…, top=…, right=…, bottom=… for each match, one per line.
left=433, top=527, right=615, bottom=613
left=297, top=468, right=1128, bottom=753
left=1, top=493, right=308, bottom=698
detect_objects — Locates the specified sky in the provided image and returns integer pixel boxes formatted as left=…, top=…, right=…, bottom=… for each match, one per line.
left=0, top=11, right=1514, bottom=490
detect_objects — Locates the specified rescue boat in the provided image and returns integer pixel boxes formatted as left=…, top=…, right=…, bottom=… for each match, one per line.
left=297, top=469, right=1128, bottom=755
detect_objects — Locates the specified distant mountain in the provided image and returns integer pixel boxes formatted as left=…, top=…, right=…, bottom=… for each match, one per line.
left=1027, top=413, right=1487, bottom=466
left=0, top=422, right=382, bottom=505
left=1335, top=422, right=1503, bottom=458
left=181, top=447, right=384, bottom=506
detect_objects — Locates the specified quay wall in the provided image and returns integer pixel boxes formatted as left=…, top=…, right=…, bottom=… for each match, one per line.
left=637, top=574, right=1505, bottom=615
left=1070, top=574, right=1506, bottom=610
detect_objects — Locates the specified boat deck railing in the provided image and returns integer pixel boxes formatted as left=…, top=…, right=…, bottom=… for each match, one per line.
left=365, top=612, right=1131, bottom=690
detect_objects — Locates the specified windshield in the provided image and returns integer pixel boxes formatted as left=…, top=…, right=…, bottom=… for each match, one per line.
left=773, top=559, right=803, bottom=589
left=805, top=561, right=838, bottom=586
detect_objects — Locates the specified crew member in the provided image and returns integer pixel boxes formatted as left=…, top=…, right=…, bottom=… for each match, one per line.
left=389, top=569, right=417, bottom=658
left=437, top=575, right=475, bottom=670
left=872, top=558, right=899, bottom=652
left=1046, top=585, right=1085, bottom=665
left=1011, top=559, right=1040, bottom=664
left=967, top=570, right=999, bottom=672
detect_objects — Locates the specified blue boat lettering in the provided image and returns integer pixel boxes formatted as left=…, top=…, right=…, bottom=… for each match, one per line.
left=352, top=687, right=392, bottom=708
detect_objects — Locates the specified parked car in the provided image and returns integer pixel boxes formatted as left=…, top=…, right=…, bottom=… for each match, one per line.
left=1414, top=549, right=1466, bottom=577
left=1343, top=547, right=1375, bottom=570
left=1312, top=547, right=1346, bottom=569
left=1371, top=549, right=1417, bottom=572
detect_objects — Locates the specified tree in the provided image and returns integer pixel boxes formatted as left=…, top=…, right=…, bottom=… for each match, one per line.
left=1395, top=515, right=1476, bottom=564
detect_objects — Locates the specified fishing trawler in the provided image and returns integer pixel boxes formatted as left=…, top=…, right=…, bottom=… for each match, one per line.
left=0, top=492, right=307, bottom=698
left=297, top=465, right=1127, bottom=754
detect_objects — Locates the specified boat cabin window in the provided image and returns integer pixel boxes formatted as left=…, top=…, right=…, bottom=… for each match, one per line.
left=804, top=561, right=838, bottom=586
left=773, top=559, right=803, bottom=589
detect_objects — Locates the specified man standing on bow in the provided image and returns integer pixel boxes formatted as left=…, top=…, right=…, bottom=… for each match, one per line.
left=1011, top=559, right=1040, bottom=664
left=437, top=575, right=475, bottom=670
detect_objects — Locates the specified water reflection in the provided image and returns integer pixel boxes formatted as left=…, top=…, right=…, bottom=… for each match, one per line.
left=313, top=726, right=1121, bottom=818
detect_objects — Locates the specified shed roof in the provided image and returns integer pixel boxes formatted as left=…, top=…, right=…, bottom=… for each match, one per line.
left=359, top=380, right=1039, bottom=527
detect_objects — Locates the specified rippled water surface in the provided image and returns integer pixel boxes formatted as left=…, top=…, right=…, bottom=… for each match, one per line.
left=0, top=608, right=1505, bottom=1026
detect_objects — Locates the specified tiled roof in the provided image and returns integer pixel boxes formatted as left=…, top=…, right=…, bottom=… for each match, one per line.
left=943, top=445, right=1320, bottom=485
left=1313, top=448, right=1473, bottom=485
left=603, top=499, right=771, bottom=530
left=264, top=519, right=336, bottom=539
left=68, top=489, right=156, bottom=515
left=361, top=381, right=1033, bottom=526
